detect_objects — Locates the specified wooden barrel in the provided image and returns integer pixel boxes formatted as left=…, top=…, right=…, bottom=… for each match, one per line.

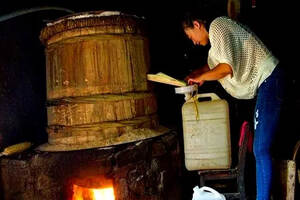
left=39, top=11, right=166, bottom=151
left=40, top=11, right=150, bottom=100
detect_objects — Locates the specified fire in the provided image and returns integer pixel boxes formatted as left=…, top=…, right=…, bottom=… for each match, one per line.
left=93, top=188, right=115, bottom=200
left=73, top=184, right=115, bottom=200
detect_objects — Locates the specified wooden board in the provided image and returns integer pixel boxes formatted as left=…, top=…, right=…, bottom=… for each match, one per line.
left=147, top=73, right=186, bottom=87
left=273, top=160, right=296, bottom=200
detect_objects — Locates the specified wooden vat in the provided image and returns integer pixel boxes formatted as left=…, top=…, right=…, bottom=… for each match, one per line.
left=40, top=11, right=150, bottom=99
left=38, top=11, right=166, bottom=151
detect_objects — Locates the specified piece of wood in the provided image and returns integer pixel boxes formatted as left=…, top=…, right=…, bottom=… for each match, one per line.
left=273, top=141, right=300, bottom=200
left=273, top=160, right=296, bottom=200
left=147, top=72, right=186, bottom=87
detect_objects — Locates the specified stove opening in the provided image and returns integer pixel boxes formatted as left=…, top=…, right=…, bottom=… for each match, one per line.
left=72, top=177, right=115, bottom=200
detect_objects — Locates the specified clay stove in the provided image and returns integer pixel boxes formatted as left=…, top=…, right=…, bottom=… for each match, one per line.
left=0, top=131, right=181, bottom=200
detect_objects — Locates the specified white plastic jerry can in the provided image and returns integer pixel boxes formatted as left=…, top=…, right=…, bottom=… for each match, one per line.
left=192, top=186, right=226, bottom=200
left=182, top=93, right=231, bottom=171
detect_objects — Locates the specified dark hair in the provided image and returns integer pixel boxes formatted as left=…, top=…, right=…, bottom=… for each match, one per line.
left=181, top=8, right=215, bottom=31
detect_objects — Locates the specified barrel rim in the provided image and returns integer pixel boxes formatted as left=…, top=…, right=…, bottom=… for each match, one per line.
left=40, top=10, right=147, bottom=45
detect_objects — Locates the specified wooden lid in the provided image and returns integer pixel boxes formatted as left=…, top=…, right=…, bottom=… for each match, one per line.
left=40, top=10, right=147, bottom=45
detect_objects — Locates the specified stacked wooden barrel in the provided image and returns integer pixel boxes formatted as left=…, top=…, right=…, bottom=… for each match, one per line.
left=38, top=11, right=166, bottom=151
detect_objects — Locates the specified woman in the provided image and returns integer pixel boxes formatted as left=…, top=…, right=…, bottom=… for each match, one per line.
left=182, top=12, right=285, bottom=200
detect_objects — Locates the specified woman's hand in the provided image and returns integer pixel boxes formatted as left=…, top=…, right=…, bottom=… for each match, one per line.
left=187, top=76, right=205, bottom=86
left=186, top=63, right=233, bottom=86
left=184, top=64, right=210, bottom=83
left=184, top=74, right=196, bottom=83
left=184, top=71, right=198, bottom=82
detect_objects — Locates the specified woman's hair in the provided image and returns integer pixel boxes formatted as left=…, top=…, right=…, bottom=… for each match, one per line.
left=181, top=8, right=215, bottom=31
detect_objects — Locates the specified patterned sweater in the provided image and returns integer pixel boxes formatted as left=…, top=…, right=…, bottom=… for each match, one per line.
left=207, top=16, right=278, bottom=99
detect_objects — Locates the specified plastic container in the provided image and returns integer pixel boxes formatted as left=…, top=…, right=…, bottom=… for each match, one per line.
left=192, top=186, right=226, bottom=200
left=182, top=93, right=231, bottom=170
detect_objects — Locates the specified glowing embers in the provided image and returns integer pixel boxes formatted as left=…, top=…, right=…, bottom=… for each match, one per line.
left=72, top=177, right=115, bottom=200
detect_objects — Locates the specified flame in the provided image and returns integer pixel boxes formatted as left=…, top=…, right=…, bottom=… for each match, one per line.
left=73, top=184, right=115, bottom=200
left=93, top=188, right=115, bottom=200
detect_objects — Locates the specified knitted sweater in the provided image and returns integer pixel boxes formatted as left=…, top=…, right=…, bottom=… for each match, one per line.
left=207, top=16, right=278, bottom=99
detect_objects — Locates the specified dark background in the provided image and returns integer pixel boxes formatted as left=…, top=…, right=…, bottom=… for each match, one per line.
left=0, top=0, right=298, bottom=198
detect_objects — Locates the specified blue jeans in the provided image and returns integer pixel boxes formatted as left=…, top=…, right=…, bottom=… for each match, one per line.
left=253, top=65, right=285, bottom=200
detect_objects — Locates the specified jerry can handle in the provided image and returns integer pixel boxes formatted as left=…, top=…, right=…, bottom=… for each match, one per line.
left=198, top=186, right=224, bottom=198
left=195, top=93, right=220, bottom=101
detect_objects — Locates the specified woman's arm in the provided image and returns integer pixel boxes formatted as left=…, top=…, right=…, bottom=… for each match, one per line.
left=187, top=63, right=233, bottom=85
left=185, top=64, right=210, bottom=81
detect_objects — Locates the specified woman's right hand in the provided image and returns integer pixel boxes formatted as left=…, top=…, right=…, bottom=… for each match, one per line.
left=187, top=76, right=205, bottom=86
left=185, top=64, right=210, bottom=83
left=184, top=75, right=192, bottom=83
left=184, top=70, right=198, bottom=82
